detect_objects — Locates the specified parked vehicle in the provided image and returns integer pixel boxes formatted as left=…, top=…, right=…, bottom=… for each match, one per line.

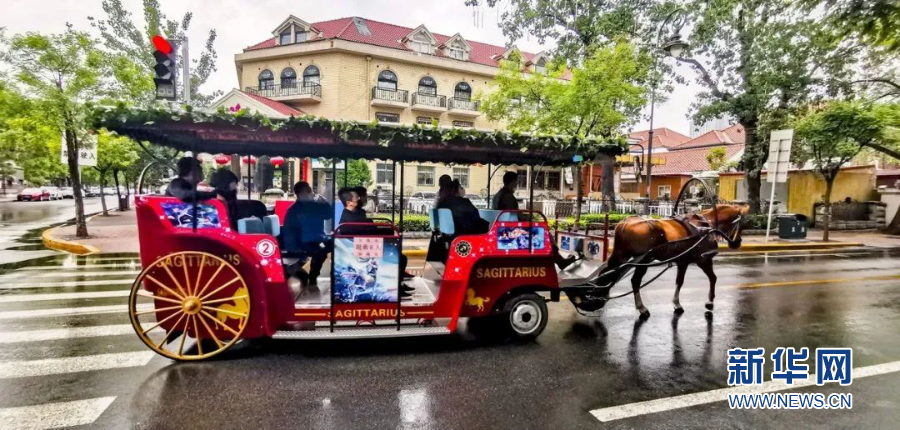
left=44, top=187, right=63, bottom=200
left=59, top=187, right=74, bottom=199
left=465, top=194, right=488, bottom=209
left=407, top=192, right=436, bottom=213
left=17, top=188, right=49, bottom=201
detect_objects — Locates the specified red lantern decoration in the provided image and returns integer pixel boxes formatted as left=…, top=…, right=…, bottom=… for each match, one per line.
left=241, top=156, right=257, bottom=165
left=214, top=154, right=231, bottom=165
left=270, top=156, right=285, bottom=168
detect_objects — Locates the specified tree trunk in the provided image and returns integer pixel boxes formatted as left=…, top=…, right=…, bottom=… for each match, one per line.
left=600, top=154, right=615, bottom=212
left=573, top=165, right=582, bottom=227
left=113, top=168, right=122, bottom=204
left=823, top=176, right=835, bottom=242
left=98, top=171, right=108, bottom=217
left=887, top=206, right=900, bottom=235
left=741, top=121, right=764, bottom=215
left=64, top=123, right=88, bottom=238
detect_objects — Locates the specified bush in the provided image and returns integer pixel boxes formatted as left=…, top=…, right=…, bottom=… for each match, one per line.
left=371, top=213, right=430, bottom=232
left=745, top=214, right=777, bottom=230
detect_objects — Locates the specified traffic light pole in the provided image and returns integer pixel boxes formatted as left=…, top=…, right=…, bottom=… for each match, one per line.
left=181, top=36, right=190, bottom=105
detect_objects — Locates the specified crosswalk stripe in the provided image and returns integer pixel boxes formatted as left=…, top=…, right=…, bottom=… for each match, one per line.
left=0, top=279, right=134, bottom=290
left=14, top=263, right=141, bottom=271
left=0, top=304, right=148, bottom=320
left=0, top=351, right=155, bottom=379
left=1, top=270, right=140, bottom=279
left=0, top=396, right=116, bottom=430
left=0, top=324, right=135, bottom=344
left=0, top=291, right=130, bottom=303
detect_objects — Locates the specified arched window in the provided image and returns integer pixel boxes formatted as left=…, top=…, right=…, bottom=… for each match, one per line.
left=303, top=65, right=320, bottom=87
left=418, top=76, right=436, bottom=96
left=454, top=82, right=471, bottom=101
left=258, top=70, right=274, bottom=89
left=377, top=70, right=398, bottom=91
left=281, top=68, right=296, bottom=88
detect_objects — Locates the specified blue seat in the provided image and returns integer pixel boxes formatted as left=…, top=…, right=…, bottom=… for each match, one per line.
left=263, top=215, right=280, bottom=237
left=498, top=212, right=518, bottom=222
left=429, top=208, right=440, bottom=231
left=436, top=208, right=455, bottom=235
left=237, top=217, right=265, bottom=234
left=478, top=209, right=501, bottom=227
left=334, top=200, right=344, bottom=226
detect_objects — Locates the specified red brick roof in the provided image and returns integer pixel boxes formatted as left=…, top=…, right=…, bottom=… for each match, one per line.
left=241, top=91, right=304, bottom=116
left=245, top=16, right=542, bottom=70
left=674, top=124, right=745, bottom=149
left=652, top=144, right=744, bottom=175
left=628, top=128, right=691, bottom=148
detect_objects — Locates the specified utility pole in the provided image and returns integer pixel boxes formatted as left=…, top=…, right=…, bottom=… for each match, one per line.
left=181, top=36, right=191, bottom=105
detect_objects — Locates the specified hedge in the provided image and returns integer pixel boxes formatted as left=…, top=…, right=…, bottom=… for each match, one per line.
left=373, top=212, right=640, bottom=232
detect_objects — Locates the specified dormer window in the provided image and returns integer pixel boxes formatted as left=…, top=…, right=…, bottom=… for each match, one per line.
left=295, top=30, right=307, bottom=43
left=272, top=16, right=317, bottom=46
left=535, top=58, right=547, bottom=75
left=411, top=34, right=433, bottom=55
left=448, top=47, right=465, bottom=60
left=442, top=33, right=471, bottom=61
left=279, top=30, right=291, bottom=45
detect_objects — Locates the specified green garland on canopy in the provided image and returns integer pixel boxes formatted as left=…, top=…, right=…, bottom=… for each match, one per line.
left=90, top=102, right=628, bottom=157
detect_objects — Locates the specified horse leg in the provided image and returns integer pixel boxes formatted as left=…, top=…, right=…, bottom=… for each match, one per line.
left=698, top=258, right=717, bottom=310
left=631, top=265, right=650, bottom=318
left=673, top=261, right=689, bottom=314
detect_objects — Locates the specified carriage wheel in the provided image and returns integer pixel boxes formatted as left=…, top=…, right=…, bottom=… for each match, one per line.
left=129, top=251, right=250, bottom=361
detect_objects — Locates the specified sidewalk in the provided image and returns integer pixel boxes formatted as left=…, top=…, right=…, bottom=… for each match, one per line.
left=42, top=209, right=899, bottom=255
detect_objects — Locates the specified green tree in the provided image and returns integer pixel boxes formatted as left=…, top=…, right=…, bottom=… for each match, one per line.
left=811, top=0, right=900, bottom=52
left=480, top=41, right=648, bottom=216
left=792, top=101, right=885, bottom=241
left=337, top=159, right=373, bottom=188
left=706, top=147, right=728, bottom=171
left=1, top=26, right=119, bottom=237
left=0, top=85, right=66, bottom=191
left=88, top=0, right=221, bottom=106
left=678, top=0, right=860, bottom=214
left=92, top=129, right=139, bottom=215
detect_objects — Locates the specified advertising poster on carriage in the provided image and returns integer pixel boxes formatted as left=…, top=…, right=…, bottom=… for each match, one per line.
left=497, top=226, right=546, bottom=250
left=160, top=202, right=222, bottom=229
left=332, top=236, right=401, bottom=303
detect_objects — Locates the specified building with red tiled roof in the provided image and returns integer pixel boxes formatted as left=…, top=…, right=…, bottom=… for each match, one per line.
left=627, top=128, right=691, bottom=149
left=226, top=15, right=576, bottom=197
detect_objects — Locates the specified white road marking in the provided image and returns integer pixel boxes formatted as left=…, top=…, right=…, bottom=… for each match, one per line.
left=0, top=304, right=148, bottom=320
left=0, top=279, right=134, bottom=290
left=0, top=290, right=130, bottom=303
left=0, top=351, right=155, bottom=379
left=0, top=396, right=116, bottom=430
left=590, top=361, right=900, bottom=422
left=1, top=270, right=140, bottom=279
left=0, top=324, right=134, bottom=344
left=14, top=263, right=140, bottom=271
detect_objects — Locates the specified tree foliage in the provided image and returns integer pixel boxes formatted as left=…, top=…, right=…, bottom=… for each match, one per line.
left=88, top=0, right=221, bottom=106
left=337, top=159, right=373, bottom=189
left=706, top=147, right=728, bottom=171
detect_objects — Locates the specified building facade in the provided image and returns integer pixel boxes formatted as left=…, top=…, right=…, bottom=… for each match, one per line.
left=215, top=15, right=577, bottom=199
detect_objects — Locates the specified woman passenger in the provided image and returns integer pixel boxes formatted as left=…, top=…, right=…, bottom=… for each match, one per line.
left=209, top=168, right=240, bottom=230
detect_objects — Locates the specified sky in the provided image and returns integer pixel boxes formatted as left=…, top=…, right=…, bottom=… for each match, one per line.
left=2, top=0, right=702, bottom=136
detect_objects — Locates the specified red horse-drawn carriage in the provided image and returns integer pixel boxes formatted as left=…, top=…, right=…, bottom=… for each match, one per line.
left=98, top=108, right=743, bottom=361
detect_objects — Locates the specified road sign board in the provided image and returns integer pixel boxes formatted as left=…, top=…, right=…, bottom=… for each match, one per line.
left=60, top=135, right=98, bottom=167
left=767, top=129, right=792, bottom=183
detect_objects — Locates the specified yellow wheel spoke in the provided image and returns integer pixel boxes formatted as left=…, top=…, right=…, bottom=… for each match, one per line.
left=142, top=309, right=184, bottom=335
left=134, top=305, right=181, bottom=316
left=202, top=306, right=247, bottom=318
left=193, top=316, right=203, bottom=356
left=154, top=312, right=187, bottom=349
left=198, top=276, right=241, bottom=302
left=181, top=254, right=192, bottom=297
left=200, top=310, right=241, bottom=336
left=202, top=295, right=248, bottom=305
left=177, top=312, right=191, bottom=356
left=194, top=254, right=207, bottom=297
left=197, top=313, right=224, bottom=349
left=196, top=263, right=226, bottom=299
left=145, top=274, right=186, bottom=301
left=136, top=290, right=183, bottom=305
left=161, top=262, right=189, bottom=299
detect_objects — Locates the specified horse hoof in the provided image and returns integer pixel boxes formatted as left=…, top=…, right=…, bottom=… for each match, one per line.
left=674, top=307, right=685, bottom=315
left=639, top=309, right=651, bottom=319
left=705, top=302, right=714, bottom=311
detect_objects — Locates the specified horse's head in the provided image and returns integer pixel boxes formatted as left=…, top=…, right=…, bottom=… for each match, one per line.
left=702, top=204, right=750, bottom=249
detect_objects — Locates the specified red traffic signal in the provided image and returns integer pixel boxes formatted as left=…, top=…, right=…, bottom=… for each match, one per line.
left=152, top=35, right=172, bottom=54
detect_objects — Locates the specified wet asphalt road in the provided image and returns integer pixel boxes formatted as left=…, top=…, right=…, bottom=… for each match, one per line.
left=0, top=245, right=898, bottom=429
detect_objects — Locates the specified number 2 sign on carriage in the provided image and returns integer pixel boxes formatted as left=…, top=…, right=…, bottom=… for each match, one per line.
left=725, top=347, right=854, bottom=410
left=256, top=239, right=277, bottom=258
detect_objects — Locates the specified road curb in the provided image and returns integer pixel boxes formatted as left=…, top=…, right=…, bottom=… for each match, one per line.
left=41, top=213, right=103, bottom=256
left=403, top=249, right=428, bottom=257
left=726, top=241, right=864, bottom=252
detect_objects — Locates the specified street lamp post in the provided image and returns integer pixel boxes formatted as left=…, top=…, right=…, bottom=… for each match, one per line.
left=644, top=9, right=689, bottom=214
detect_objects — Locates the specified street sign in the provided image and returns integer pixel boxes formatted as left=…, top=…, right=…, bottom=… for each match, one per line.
left=766, top=129, right=793, bottom=183
left=60, top=135, right=98, bottom=167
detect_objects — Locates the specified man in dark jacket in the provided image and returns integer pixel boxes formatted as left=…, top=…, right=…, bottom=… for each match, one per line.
left=492, top=171, right=520, bottom=211
left=283, top=181, right=333, bottom=286
left=166, top=157, right=216, bottom=203
left=437, top=180, right=489, bottom=235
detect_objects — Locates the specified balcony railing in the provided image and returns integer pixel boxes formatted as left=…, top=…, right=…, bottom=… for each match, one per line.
left=372, top=87, right=409, bottom=104
left=412, top=93, right=446, bottom=108
left=449, top=97, right=479, bottom=111
left=246, top=83, right=321, bottom=98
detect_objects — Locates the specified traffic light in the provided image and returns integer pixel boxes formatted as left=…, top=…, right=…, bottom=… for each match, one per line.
left=152, top=35, right=176, bottom=101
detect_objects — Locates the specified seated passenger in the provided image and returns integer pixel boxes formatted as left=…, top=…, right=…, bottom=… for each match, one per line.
left=437, top=180, right=489, bottom=236
left=166, top=157, right=217, bottom=203
left=209, top=168, right=240, bottom=230
left=282, top=181, right=333, bottom=287
left=434, top=174, right=452, bottom=207
left=492, top=171, right=520, bottom=211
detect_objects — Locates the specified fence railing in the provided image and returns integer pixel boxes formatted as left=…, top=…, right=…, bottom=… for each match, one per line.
left=372, top=87, right=409, bottom=103
left=449, top=97, right=479, bottom=111
left=245, top=84, right=321, bottom=98
left=412, top=93, right=447, bottom=108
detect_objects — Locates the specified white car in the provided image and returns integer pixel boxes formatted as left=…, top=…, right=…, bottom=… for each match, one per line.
left=44, top=187, right=63, bottom=200
left=407, top=192, right=436, bottom=213
left=59, top=187, right=75, bottom=199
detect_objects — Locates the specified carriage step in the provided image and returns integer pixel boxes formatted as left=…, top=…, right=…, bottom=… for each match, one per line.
left=272, top=326, right=452, bottom=340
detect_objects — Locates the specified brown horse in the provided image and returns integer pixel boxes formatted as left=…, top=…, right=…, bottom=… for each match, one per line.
left=602, top=204, right=749, bottom=317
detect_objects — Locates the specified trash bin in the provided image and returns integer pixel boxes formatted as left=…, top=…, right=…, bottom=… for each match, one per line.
left=118, top=196, right=130, bottom=211
left=777, top=214, right=808, bottom=239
